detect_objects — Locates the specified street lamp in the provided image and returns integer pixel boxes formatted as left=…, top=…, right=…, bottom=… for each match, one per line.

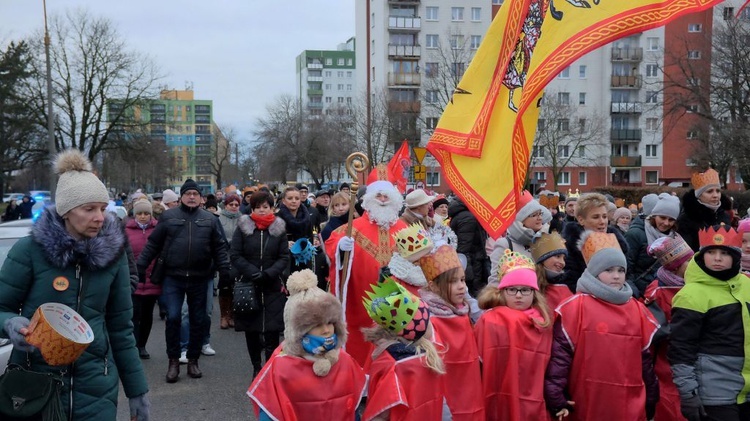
left=43, top=0, right=57, bottom=201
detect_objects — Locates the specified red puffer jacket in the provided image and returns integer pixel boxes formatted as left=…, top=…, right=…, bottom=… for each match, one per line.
left=126, top=218, right=160, bottom=295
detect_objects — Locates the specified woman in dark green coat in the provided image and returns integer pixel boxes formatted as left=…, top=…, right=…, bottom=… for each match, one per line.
left=0, top=150, right=150, bottom=421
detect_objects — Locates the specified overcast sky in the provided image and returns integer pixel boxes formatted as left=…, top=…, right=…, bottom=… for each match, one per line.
left=0, top=0, right=355, bottom=141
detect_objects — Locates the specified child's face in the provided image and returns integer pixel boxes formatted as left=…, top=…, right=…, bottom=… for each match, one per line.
left=597, top=266, right=626, bottom=289
left=503, top=287, right=534, bottom=311
left=703, top=248, right=733, bottom=271
left=742, top=233, right=750, bottom=255
left=308, top=322, right=335, bottom=338
left=542, top=254, right=566, bottom=272
left=448, top=275, right=467, bottom=307
left=333, top=201, right=349, bottom=216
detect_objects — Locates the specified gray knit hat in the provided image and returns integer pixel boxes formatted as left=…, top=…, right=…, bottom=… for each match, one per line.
left=54, top=149, right=110, bottom=216
left=132, top=198, right=152, bottom=215
left=578, top=231, right=627, bottom=277
left=649, top=193, right=680, bottom=219
left=641, top=194, right=659, bottom=216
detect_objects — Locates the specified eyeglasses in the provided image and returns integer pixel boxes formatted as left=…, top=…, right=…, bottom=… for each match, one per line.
left=503, top=287, right=534, bottom=296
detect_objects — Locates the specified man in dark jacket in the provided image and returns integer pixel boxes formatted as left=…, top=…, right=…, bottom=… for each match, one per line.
left=137, top=179, right=231, bottom=383
left=17, top=195, right=35, bottom=219
left=449, top=197, right=489, bottom=295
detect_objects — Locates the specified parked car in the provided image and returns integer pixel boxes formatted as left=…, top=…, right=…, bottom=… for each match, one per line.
left=0, top=218, right=34, bottom=368
left=2, top=193, right=24, bottom=203
left=28, top=190, right=51, bottom=201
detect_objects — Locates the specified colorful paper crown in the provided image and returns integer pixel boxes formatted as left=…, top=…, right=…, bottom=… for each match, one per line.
left=539, top=194, right=559, bottom=209
left=363, top=277, right=430, bottom=341
left=530, top=232, right=567, bottom=264
left=418, top=244, right=463, bottom=282
left=691, top=168, right=720, bottom=190
left=394, top=223, right=434, bottom=262
left=615, top=198, right=625, bottom=208
left=498, top=249, right=536, bottom=278
left=698, top=224, right=741, bottom=250
left=579, top=232, right=621, bottom=264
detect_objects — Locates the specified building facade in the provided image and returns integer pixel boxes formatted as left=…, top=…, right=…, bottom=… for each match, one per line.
left=296, top=38, right=357, bottom=116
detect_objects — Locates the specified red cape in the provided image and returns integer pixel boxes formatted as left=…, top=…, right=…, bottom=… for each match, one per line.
left=644, top=281, right=686, bottom=421
left=247, top=348, right=366, bottom=421
left=363, top=351, right=445, bottom=421
left=431, top=315, right=485, bottom=420
left=557, top=294, right=659, bottom=421
left=545, top=284, right=573, bottom=314
left=325, top=214, right=407, bottom=366
left=475, top=307, right=552, bottom=421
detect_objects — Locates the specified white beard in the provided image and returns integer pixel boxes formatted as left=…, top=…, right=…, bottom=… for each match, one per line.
left=363, top=194, right=402, bottom=229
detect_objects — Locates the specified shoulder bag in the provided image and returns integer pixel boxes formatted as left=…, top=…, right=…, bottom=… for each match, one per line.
left=150, top=255, right=166, bottom=285
left=0, top=364, right=66, bottom=421
left=233, top=275, right=261, bottom=315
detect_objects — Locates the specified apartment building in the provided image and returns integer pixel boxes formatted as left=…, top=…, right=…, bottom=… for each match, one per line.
left=296, top=38, right=357, bottom=116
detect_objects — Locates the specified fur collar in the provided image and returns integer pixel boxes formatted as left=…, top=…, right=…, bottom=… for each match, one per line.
left=32, top=207, right=126, bottom=270
left=681, top=189, right=731, bottom=221
left=236, top=214, right=286, bottom=237
left=388, top=253, right=427, bottom=287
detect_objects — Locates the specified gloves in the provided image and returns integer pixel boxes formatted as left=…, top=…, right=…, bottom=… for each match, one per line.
left=250, top=272, right=264, bottom=283
left=338, top=236, right=355, bottom=252
left=137, top=266, right=146, bottom=284
left=680, top=393, right=706, bottom=421
left=3, top=317, right=35, bottom=353
left=129, top=393, right=151, bottom=421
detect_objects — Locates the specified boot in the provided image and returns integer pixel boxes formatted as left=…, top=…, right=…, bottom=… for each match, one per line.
left=219, top=296, right=232, bottom=329
left=187, top=359, right=203, bottom=378
left=166, top=359, right=180, bottom=383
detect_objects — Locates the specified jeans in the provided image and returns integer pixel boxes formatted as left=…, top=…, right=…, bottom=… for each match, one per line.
left=163, top=276, right=210, bottom=359
left=180, top=278, right=214, bottom=351
left=704, top=402, right=750, bottom=421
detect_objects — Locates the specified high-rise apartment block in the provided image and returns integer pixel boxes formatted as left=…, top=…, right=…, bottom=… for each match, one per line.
left=296, top=38, right=357, bottom=116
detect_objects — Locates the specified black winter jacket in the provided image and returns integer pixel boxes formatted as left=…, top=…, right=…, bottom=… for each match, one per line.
left=624, top=216, right=661, bottom=295
left=560, top=222, right=630, bottom=294
left=276, top=203, right=312, bottom=242
left=449, top=199, right=488, bottom=291
left=137, top=203, right=230, bottom=279
left=676, top=190, right=733, bottom=252
left=231, top=215, right=289, bottom=333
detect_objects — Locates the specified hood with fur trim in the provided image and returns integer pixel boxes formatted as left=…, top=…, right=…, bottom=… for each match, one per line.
left=32, top=206, right=126, bottom=270
left=236, top=214, right=286, bottom=238
left=680, top=189, right=732, bottom=221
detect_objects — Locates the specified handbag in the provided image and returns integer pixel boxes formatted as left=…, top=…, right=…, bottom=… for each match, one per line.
left=0, top=364, right=66, bottom=421
left=150, top=255, right=166, bottom=285
left=233, top=275, right=261, bottom=315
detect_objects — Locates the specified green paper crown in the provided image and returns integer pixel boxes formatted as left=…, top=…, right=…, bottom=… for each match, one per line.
left=363, top=277, right=421, bottom=334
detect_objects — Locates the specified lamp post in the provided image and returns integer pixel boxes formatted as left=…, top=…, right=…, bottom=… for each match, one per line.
left=43, top=0, right=57, bottom=201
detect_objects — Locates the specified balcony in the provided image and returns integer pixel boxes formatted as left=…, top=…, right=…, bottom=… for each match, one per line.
left=388, top=72, right=421, bottom=86
left=611, top=155, right=642, bottom=167
left=388, top=44, right=421, bottom=58
left=610, top=102, right=643, bottom=114
left=611, top=47, right=643, bottom=61
left=307, top=102, right=324, bottom=109
left=389, top=0, right=420, bottom=4
left=610, top=129, right=642, bottom=141
left=611, top=181, right=642, bottom=187
left=307, top=75, right=323, bottom=82
left=307, top=89, right=323, bottom=96
left=388, top=16, right=421, bottom=31
left=611, top=75, right=642, bottom=88
left=307, top=62, right=323, bottom=69
left=388, top=101, right=421, bottom=113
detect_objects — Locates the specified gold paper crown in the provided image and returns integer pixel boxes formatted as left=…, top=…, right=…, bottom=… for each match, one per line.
left=691, top=168, right=720, bottom=190
left=539, top=194, right=559, bottom=208
left=394, top=223, right=434, bottom=262
left=498, top=249, right=536, bottom=279
left=579, top=232, right=621, bottom=264
left=418, top=244, right=462, bottom=282
left=698, top=224, right=742, bottom=249
left=615, top=198, right=625, bottom=208
left=530, top=232, right=567, bottom=263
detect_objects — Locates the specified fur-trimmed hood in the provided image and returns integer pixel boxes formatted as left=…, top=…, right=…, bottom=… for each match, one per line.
left=32, top=206, right=126, bottom=270
left=680, top=189, right=732, bottom=221
left=236, top=214, right=286, bottom=237
left=388, top=253, right=428, bottom=287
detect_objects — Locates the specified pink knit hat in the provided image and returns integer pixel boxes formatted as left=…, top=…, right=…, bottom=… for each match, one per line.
left=648, top=236, right=694, bottom=271
left=738, top=219, right=750, bottom=234
left=496, top=249, right=539, bottom=290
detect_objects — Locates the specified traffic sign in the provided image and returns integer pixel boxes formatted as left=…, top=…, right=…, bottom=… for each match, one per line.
left=413, top=164, right=426, bottom=181
left=413, top=147, right=428, bottom=164
left=416, top=181, right=425, bottom=189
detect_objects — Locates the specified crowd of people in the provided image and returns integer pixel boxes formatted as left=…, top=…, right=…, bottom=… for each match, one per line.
left=4, top=152, right=750, bottom=420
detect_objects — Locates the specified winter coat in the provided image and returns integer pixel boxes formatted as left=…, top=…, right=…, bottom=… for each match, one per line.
left=309, top=204, right=329, bottom=233
left=125, top=218, right=160, bottom=296
left=0, top=207, right=148, bottom=421
left=668, top=259, right=750, bottom=406
left=624, top=216, right=661, bottom=295
left=559, top=222, right=630, bottom=293
left=231, top=215, right=289, bottom=333
left=2, top=203, right=20, bottom=221
left=18, top=196, right=35, bottom=219
left=676, top=190, right=732, bottom=252
left=449, top=199, right=488, bottom=291
left=321, top=213, right=348, bottom=243
left=136, top=203, right=231, bottom=280
left=219, top=209, right=241, bottom=244
left=276, top=203, right=312, bottom=242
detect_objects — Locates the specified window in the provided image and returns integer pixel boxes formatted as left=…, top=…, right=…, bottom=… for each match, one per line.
left=325, top=71, right=332, bottom=77
left=326, top=58, right=333, bottom=65
left=470, top=35, right=481, bottom=50
left=339, top=58, right=346, bottom=65
left=557, top=172, right=571, bottom=186
left=426, top=117, right=439, bottom=129
left=347, top=84, right=352, bottom=91
left=646, top=64, right=658, bottom=77
left=646, top=118, right=658, bottom=131
left=338, top=97, right=344, bottom=103
left=579, top=92, right=586, bottom=105
left=647, top=37, right=659, bottom=51
left=450, top=35, right=464, bottom=49
left=688, top=23, right=702, bottom=32
left=724, top=7, right=734, bottom=20
left=347, top=71, right=352, bottom=77
left=578, top=118, right=587, bottom=133
left=426, top=171, right=440, bottom=185
left=346, top=97, right=352, bottom=104
left=557, top=144, right=570, bottom=157
left=426, top=6, right=438, bottom=20
left=425, top=62, right=438, bottom=77
left=493, top=0, right=503, bottom=3
left=558, top=92, right=570, bottom=105
left=537, top=119, right=546, bottom=132
left=687, top=104, right=699, bottom=113
left=325, top=97, right=332, bottom=103
left=337, top=84, right=344, bottom=90
left=426, top=90, right=439, bottom=103
left=579, top=65, right=587, bottom=78
left=347, top=59, right=353, bottom=66
left=471, top=7, right=481, bottom=21
left=451, top=62, right=466, bottom=78
left=325, top=83, right=331, bottom=90
left=533, top=171, right=546, bottom=182
left=575, top=146, right=585, bottom=158
left=579, top=171, right=587, bottom=186
left=451, top=7, right=464, bottom=21
left=371, top=40, right=374, bottom=54
left=558, top=66, right=570, bottom=78
left=645, top=171, right=659, bottom=184
left=371, top=66, right=375, bottom=81
left=646, top=91, right=658, bottom=103
left=337, top=71, right=344, bottom=77
left=426, top=34, right=439, bottom=48
left=532, top=145, right=545, bottom=158
left=645, top=144, right=657, bottom=157
left=688, top=50, right=701, bottom=59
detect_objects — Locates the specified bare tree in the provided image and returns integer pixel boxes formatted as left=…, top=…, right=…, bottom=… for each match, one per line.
left=210, top=124, right=233, bottom=190
left=23, top=9, right=161, bottom=162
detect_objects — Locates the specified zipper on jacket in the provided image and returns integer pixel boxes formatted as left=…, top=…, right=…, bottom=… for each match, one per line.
left=70, top=263, right=83, bottom=420
left=187, top=219, right=192, bottom=277
left=260, top=231, right=265, bottom=333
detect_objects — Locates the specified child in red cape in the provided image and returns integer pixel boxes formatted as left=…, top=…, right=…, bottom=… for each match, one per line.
left=417, top=243, right=485, bottom=420
left=247, top=269, right=366, bottom=420
left=530, top=232, right=572, bottom=312
left=544, top=232, right=660, bottom=421
left=362, top=276, right=447, bottom=421
left=475, top=249, right=553, bottom=420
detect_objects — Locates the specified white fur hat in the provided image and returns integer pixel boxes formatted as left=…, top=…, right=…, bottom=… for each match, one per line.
left=54, top=150, right=110, bottom=216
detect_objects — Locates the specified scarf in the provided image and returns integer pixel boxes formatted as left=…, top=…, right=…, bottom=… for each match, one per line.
left=419, top=288, right=468, bottom=317
left=506, top=221, right=538, bottom=247
left=545, top=268, right=565, bottom=283
left=742, top=254, right=750, bottom=274
left=645, top=220, right=670, bottom=246
left=617, top=222, right=630, bottom=233
left=250, top=212, right=276, bottom=230
left=576, top=270, right=633, bottom=305
left=656, top=266, right=685, bottom=287
left=697, top=199, right=721, bottom=212
left=523, top=307, right=545, bottom=325
left=220, top=208, right=240, bottom=219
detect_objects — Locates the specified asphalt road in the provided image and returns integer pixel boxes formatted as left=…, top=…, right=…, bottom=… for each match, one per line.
left=116, top=297, right=258, bottom=420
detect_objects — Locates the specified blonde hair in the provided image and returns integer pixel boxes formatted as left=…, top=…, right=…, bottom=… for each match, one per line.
left=362, top=324, right=445, bottom=374
left=328, top=192, right=350, bottom=218
left=430, top=267, right=465, bottom=305
left=477, top=284, right=551, bottom=328
left=575, top=193, right=609, bottom=219
left=535, top=264, right=550, bottom=293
